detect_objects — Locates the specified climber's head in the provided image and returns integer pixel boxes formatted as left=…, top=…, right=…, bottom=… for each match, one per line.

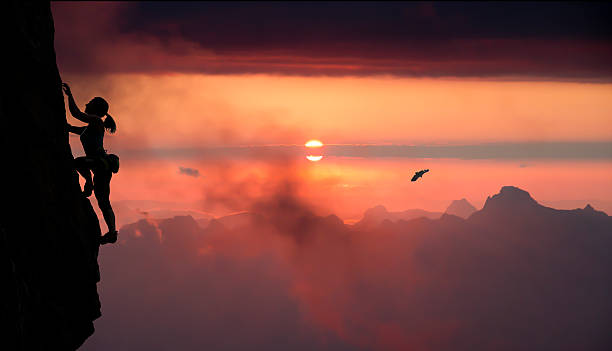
left=85, top=97, right=109, bottom=117
left=85, top=97, right=116, bottom=133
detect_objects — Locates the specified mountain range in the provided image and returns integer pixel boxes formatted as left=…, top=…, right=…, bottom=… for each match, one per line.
left=84, top=186, right=612, bottom=351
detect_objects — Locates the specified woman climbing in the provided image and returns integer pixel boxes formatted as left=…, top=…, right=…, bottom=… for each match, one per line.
left=62, top=82, right=119, bottom=245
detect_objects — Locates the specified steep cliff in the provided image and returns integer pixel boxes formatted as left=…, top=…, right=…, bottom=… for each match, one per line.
left=1, top=1, right=102, bottom=350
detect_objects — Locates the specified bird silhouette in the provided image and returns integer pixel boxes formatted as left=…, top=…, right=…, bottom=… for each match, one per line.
left=411, top=169, right=429, bottom=182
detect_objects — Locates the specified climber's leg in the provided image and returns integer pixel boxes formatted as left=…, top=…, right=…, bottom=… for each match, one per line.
left=94, top=170, right=117, bottom=244
left=74, top=156, right=94, bottom=197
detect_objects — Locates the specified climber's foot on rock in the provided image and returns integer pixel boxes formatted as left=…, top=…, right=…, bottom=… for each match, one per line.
left=100, top=230, right=118, bottom=245
left=83, top=181, right=93, bottom=197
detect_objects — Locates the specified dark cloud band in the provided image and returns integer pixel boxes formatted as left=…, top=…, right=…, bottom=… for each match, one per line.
left=52, top=2, right=612, bottom=81
left=120, top=142, right=612, bottom=160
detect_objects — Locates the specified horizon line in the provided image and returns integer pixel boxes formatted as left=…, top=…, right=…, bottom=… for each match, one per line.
left=114, top=141, right=612, bottom=160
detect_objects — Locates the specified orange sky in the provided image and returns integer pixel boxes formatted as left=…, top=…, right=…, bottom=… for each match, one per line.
left=64, top=74, right=612, bottom=148
left=63, top=73, right=612, bottom=228
left=92, top=156, right=610, bottom=221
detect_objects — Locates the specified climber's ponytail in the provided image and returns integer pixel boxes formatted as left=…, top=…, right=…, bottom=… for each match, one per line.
left=104, top=113, right=117, bottom=134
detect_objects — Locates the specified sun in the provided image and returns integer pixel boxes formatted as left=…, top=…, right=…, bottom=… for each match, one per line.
left=306, top=155, right=323, bottom=162
left=305, top=140, right=323, bottom=148
left=305, top=140, right=324, bottom=161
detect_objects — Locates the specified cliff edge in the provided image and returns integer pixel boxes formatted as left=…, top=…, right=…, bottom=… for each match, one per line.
left=1, top=1, right=102, bottom=350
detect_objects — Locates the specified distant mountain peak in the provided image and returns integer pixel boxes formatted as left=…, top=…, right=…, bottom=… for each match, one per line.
left=366, top=205, right=388, bottom=214
left=445, top=198, right=477, bottom=219
left=580, top=203, right=609, bottom=217
left=356, top=205, right=442, bottom=228
left=482, top=186, right=540, bottom=211
left=500, top=185, right=531, bottom=196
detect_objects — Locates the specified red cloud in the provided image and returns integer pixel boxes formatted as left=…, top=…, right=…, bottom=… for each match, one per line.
left=52, top=3, right=612, bottom=81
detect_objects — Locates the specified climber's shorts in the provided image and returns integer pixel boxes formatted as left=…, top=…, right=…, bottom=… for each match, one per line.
left=75, top=156, right=112, bottom=208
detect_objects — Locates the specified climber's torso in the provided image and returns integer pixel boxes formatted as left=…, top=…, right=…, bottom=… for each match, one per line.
left=80, top=118, right=105, bottom=157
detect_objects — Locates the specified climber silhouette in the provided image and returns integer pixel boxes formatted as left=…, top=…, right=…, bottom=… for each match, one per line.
left=63, top=83, right=119, bottom=245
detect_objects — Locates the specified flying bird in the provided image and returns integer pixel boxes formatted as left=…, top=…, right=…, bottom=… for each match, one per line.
left=411, top=169, right=429, bottom=182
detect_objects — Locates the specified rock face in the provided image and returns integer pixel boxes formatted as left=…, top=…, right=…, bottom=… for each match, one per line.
left=1, top=2, right=102, bottom=350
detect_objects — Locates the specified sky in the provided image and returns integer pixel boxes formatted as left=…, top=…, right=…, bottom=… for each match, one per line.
left=51, top=2, right=612, bottom=224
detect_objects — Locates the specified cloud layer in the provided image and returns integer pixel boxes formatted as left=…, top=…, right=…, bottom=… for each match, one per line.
left=120, top=142, right=612, bottom=161
left=52, top=2, right=612, bottom=80
left=83, top=177, right=612, bottom=350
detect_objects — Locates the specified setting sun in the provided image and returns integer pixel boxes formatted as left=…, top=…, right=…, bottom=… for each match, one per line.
left=305, top=140, right=323, bottom=148
left=306, top=155, right=323, bottom=162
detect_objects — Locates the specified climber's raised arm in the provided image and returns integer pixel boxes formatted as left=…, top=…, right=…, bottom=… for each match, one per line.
left=62, top=83, right=100, bottom=124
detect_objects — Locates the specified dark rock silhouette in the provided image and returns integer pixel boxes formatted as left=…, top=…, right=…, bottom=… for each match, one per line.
left=1, top=2, right=101, bottom=349
left=411, top=169, right=429, bottom=181
left=444, top=198, right=477, bottom=218
left=480, top=185, right=540, bottom=211
left=582, top=203, right=608, bottom=217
